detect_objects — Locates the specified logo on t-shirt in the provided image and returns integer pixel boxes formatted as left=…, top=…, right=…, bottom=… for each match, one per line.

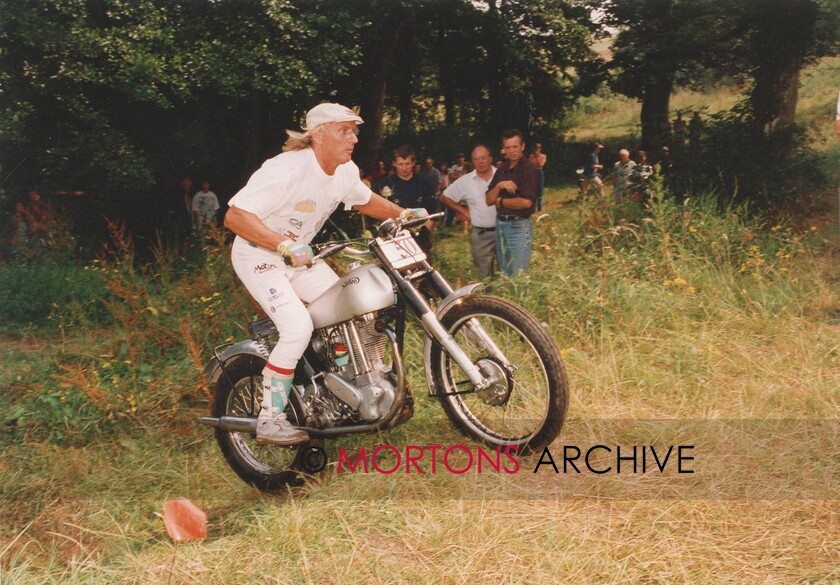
left=254, top=263, right=277, bottom=274
left=294, top=200, right=317, bottom=213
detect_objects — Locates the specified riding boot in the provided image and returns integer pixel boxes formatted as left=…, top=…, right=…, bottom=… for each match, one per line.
left=256, top=368, right=309, bottom=446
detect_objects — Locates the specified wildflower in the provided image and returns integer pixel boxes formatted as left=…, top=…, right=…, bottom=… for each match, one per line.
left=673, top=277, right=687, bottom=286
left=689, top=226, right=698, bottom=233
left=102, top=362, right=111, bottom=369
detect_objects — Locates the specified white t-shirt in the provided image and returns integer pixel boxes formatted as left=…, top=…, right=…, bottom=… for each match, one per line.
left=228, top=148, right=372, bottom=247
left=443, top=168, right=497, bottom=229
left=193, top=191, right=220, bottom=224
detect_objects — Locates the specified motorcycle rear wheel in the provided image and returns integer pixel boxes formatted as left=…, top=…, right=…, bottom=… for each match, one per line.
left=211, top=354, right=316, bottom=492
left=432, top=295, right=568, bottom=453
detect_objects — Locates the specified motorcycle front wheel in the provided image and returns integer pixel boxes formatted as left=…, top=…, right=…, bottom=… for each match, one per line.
left=431, top=295, right=568, bottom=453
left=211, top=354, right=318, bottom=492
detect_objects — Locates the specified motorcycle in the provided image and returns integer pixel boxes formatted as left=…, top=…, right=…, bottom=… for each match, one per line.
left=199, top=212, right=569, bottom=491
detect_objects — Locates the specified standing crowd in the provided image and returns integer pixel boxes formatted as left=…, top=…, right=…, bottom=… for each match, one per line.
left=362, top=129, right=545, bottom=279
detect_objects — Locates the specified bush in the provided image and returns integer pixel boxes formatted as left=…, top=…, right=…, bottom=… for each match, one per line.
left=0, top=263, right=113, bottom=330
left=663, top=107, right=825, bottom=215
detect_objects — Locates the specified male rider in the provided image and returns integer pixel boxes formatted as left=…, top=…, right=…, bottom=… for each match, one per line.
left=224, top=103, right=427, bottom=446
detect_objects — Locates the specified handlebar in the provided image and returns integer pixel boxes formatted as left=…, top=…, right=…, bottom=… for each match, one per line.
left=378, top=211, right=445, bottom=237
left=303, top=211, right=444, bottom=266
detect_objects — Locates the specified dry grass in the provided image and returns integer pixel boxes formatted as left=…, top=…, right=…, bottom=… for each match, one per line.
left=2, top=57, right=840, bottom=585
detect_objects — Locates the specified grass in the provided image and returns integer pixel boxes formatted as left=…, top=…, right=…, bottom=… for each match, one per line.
left=2, top=59, right=840, bottom=584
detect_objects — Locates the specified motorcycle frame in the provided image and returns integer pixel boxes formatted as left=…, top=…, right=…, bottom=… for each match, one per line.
left=200, top=225, right=509, bottom=436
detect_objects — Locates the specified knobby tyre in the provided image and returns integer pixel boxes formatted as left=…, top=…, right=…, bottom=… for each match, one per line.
left=432, top=295, right=568, bottom=453
left=211, top=354, right=314, bottom=492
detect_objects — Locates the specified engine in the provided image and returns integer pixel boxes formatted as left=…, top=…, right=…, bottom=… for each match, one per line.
left=305, top=313, right=397, bottom=426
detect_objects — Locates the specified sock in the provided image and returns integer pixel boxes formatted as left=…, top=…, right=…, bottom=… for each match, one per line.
left=262, top=365, right=294, bottom=417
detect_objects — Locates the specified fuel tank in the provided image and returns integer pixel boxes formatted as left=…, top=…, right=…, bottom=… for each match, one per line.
left=308, top=263, right=396, bottom=329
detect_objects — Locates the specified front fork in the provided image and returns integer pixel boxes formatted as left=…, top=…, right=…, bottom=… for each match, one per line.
left=393, top=262, right=507, bottom=390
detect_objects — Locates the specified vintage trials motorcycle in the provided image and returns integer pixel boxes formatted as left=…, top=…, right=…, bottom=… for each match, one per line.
left=199, top=212, right=568, bottom=491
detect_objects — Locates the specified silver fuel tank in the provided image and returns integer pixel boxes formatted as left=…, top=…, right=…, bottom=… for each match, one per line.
left=307, top=263, right=397, bottom=329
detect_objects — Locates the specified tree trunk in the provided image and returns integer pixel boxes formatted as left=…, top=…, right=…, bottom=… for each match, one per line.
left=357, top=25, right=399, bottom=174
left=437, top=12, right=456, bottom=127
left=751, top=64, right=800, bottom=137
left=640, top=74, right=673, bottom=152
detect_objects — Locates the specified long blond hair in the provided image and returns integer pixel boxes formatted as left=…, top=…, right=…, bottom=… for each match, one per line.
left=282, top=124, right=327, bottom=152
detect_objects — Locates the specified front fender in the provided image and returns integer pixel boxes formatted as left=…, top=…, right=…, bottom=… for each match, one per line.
left=422, top=283, right=484, bottom=395
left=202, top=339, right=271, bottom=388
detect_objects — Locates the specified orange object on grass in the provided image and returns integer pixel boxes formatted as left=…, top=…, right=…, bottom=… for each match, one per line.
left=163, top=498, right=207, bottom=541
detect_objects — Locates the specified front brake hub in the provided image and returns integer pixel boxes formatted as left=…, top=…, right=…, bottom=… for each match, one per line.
left=475, top=358, right=512, bottom=406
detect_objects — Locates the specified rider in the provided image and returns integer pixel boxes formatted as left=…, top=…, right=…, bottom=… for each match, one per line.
left=224, top=103, right=428, bottom=446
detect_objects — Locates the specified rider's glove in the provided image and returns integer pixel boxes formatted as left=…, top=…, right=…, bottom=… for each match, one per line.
left=399, top=208, right=429, bottom=222
left=276, top=240, right=314, bottom=267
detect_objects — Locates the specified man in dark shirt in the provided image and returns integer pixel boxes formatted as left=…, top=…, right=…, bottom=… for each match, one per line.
left=373, top=145, right=437, bottom=253
left=485, top=129, right=540, bottom=276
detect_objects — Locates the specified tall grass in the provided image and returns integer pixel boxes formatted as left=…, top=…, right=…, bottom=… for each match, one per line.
left=2, top=59, right=839, bottom=584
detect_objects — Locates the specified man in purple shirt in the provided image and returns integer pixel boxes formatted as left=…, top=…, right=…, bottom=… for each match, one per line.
left=485, top=129, right=540, bottom=276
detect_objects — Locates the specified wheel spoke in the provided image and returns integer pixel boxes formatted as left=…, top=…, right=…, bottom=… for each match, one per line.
left=443, top=310, right=551, bottom=441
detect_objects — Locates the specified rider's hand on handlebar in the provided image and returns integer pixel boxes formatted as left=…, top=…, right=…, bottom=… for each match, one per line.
left=277, top=240, right=314, bottom=267
left=399, top=207, right=430, bottom=222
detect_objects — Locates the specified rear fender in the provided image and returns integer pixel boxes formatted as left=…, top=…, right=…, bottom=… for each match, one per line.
left=202, top=339, right=270, bottom=388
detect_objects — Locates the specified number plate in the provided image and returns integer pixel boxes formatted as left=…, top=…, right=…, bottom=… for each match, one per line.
left=378, top=233, right=426, bottom=269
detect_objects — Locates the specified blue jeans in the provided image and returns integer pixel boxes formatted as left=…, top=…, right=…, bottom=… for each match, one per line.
left=496, top=218, right=532, bottom=277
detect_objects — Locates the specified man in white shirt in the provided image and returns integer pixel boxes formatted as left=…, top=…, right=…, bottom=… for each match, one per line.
left=192, top=180, right=220, bottom=230
left=224, top=103, right=427, bottom=445
left=440, top=145, right=497, bottom=277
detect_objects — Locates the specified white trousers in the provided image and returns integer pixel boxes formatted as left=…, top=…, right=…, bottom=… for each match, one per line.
left=231, top=238, right=338, bottom=371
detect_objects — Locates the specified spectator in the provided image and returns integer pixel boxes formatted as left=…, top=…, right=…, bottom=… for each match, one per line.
left=612, top=149, right=637, bottom=203
left=528, top=142, right=547, bottom=211
left=8, top=201, right=33, bottom=262
left=364, top=161, right=388, bottom=184
left=630, top=150, right=654, bottom=202
left=580, top=143, right=605, bottom=198
left=450, top=152, right=466, bottom=175
left=673, top=113, right=688, bottom=145
left=834, top=89, right=839, bottom=138
left=438, top=161, right=451, bottom=191
left=657, top=146, right=673, bottom=179
left=689, top=112, right=703, bottom=148
left=167, top=176, right=193, bottom=255
left=440, top=145, right=498, bottom=277
left=373, top=145, right=437, bottom=254
left=193, top=179, right=220, bottom=232
left=443, top=160, right=464, bottom=227
left=485, top=129, right=540, bottom=277
left=419, top=156, right=442, bottom=196
left=25, top=189, right=49, bottom=234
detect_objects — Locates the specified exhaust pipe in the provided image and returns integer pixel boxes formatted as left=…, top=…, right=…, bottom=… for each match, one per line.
left=199, top=416, right=257, bottom=433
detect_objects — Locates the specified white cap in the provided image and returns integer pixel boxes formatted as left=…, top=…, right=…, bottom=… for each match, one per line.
left=305, top=103, right=364, bottom=130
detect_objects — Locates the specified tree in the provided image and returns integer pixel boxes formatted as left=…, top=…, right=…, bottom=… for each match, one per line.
left=739, top=0, right=838, bottom=138
left=604, top=0, right=732, bottom=150
left=0, top=0, right=361, bottom=238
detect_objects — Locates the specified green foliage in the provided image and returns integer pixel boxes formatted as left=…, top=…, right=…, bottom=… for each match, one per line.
left=661, top=107, right=825, bottom=212
left=0, top=263, right=112, bottom=330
